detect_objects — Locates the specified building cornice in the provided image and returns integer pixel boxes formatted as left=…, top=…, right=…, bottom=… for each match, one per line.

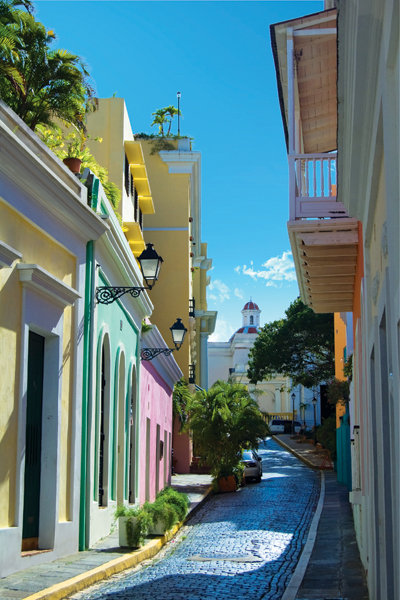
left=0, top=101, right=107, bottom=242
left=141, top=325, right=182, bottom=387
left=17, top=263, right=80, bottom=307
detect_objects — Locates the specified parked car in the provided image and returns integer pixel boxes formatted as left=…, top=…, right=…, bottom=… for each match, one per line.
left=241, top=449, right=262, bottom=482
left=269, top=419, right=302, bottom=434
left=269, top=419, right=285, bottom=434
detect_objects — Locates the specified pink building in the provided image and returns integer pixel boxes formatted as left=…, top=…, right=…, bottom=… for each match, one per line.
left=139, top=326, right=182, bottom=504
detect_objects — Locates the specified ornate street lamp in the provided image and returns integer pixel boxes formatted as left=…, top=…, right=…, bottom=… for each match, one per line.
left=141, top=318, right=187, bottom=361
left=291, top=392, right=296, bottom=435
left=96, top=243, right=163, bottom=305
left=312, top=396, right=318, bottom=444
left=177, top=91, right=181, bottom=136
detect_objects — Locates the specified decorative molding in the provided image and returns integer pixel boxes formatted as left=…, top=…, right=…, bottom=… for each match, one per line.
left=0, top=240, right=22, bottom=267
left=17, top=263, right=80, bottom=307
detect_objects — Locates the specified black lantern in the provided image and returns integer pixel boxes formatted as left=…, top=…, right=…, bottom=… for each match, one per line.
left=170, top=318, right=187, bottom=350
left=141, top=318, right=187, bottom=360
left=137, top=243, right=163, bottom=290
left=95, top=243, right=163, bottom=305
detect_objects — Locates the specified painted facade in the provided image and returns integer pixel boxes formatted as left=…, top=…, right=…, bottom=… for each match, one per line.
left=86, top=98, right=215, bottom=474
left=139, top=325, right=181, bottom=505
left=272, top=0, right=400, bottom=596
left=0, top=102, right=106, bottom=576
left=338, top=1, right=400, bottom=597
left=81, top=172, right=182, bottom=548
left=139, top=137, right=216, bottom=473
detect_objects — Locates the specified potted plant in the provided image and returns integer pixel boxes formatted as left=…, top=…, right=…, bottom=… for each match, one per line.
left=144, top=498, right=178, bottom=536
left=156, top=487, right=189, bottom=521
left=115, top=505, right=152, bottom=549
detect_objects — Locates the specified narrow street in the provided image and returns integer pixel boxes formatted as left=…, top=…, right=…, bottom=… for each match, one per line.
left=72, top=438, right=319, bottom=600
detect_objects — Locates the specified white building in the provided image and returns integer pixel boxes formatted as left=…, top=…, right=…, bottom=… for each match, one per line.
left=208, top=301, right=293, bottom=417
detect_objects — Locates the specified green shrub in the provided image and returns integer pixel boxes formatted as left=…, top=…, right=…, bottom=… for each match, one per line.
left=114, top=505, right=152, bottom=548
left=144, top=498, right=179, bottom=532
left=316, top=415, right=337, bottom=461
left=156, top=487, right=189, bottom=521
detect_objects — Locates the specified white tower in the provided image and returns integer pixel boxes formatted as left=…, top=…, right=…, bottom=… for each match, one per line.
left=240, top=300, right=261, bottom=329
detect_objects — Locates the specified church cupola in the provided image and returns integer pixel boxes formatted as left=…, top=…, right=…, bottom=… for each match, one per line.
left=241, top=300, right=261, bottom=328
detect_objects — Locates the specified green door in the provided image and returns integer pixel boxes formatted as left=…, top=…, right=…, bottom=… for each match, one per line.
left=22, top=331, right=45, bottom=546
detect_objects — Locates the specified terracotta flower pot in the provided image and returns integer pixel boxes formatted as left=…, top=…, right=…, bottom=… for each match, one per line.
left=63, top=157, right=82, bottom=174
left=218, top=475, right=237, bottom=493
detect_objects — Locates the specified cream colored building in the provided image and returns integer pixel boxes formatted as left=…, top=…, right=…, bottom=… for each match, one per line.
left=0, top=102, right=106, bottom=575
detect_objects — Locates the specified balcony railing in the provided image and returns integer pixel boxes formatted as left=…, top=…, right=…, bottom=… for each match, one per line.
left=189, top=297, right=195, bottom=317
left=289, top=152, right=348, bottom=220
left=188, top=363, right=195, bottom=384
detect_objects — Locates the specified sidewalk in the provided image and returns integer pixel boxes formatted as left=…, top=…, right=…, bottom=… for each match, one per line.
left=0, top=474, right=212, bottom=600
left=275, top=434, right=369, bottom=600
left=275, top=433, right=335, bottom=470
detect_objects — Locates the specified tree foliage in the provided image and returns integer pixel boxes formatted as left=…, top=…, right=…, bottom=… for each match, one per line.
left=247, top=298, right=334, bottom=389
left=172, top=378, right=192, bottom=431
left=186, top=380, right=268, bottom=479
left=0, top=0, right=94, bottom=130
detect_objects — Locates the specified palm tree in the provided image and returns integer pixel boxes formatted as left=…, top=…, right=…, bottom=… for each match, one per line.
left=151, top=105, right=181, bottom=137
left=186, top=381, right=268, bottom=480
left=0, top=1, right=94, bottom=130
left=172, top=378, right=192, bottom=431
left=0, top=0, right=33, bottom=91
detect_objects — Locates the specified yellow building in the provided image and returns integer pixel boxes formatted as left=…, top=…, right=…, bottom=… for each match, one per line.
left=0, top=102, right=106, bottom=575
left=86, top=98, right=216, bottom=472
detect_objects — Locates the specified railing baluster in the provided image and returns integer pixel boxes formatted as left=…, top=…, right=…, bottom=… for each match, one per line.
left=321, top=158, right=325, bottom=197
left=313, top=159, right=316, bottom=198
left=328, top=158, right=331, bottom=196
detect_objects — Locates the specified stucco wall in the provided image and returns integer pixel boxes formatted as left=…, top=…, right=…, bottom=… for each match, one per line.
left=139, top=362, right=173, bottom=504
left=0, top=201, right=76, bottom=528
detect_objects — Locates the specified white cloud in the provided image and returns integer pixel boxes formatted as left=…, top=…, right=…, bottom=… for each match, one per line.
left=234, top=288, right=244, bottom=299
left=207, top=279, right=230, bottom=303
left=237, top=251, right=296, bottom=288
left=234, top=265, right=241, bottom=273
left=209, top=319, right=235, bottom=342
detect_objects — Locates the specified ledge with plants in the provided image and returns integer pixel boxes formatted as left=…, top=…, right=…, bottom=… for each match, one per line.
left=115, top=487, right=189, bottom=549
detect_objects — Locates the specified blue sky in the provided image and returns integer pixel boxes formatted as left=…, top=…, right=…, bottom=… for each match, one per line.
left=36, top=0, right=323, bottom=340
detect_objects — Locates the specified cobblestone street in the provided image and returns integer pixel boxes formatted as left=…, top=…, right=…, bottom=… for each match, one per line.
left=72, top=438, right=319, bottom=600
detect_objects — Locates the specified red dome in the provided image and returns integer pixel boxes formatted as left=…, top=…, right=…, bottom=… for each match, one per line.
left=243, top=300, right=259, bottom=311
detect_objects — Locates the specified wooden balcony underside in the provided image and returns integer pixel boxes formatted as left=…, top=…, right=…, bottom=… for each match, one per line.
left=288, top=218, right=359, bottom=313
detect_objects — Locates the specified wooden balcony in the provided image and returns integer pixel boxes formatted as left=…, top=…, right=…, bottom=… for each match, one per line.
left=288, top=152, right=359, bottom=314
left=289, top=153, right=348, bottom=220
left=271, top=8, right=360, bottom=314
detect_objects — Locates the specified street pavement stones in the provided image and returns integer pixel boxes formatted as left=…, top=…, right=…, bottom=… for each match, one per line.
left=69, top=438, right=319, bottom=600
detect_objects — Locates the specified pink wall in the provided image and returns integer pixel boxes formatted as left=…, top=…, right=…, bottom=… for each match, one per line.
left=139, top=362, right=173, bottom=504
left=172, top=417, right=193, bottom=474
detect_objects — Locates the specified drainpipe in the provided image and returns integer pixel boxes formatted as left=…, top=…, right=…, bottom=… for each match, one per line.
left=79, top=177, right=99, bottom=550
left=79, top=240, right=95, bottom=550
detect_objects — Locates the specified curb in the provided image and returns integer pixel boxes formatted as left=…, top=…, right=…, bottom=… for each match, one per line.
left=23, top=486, right=213, bottom=600
left=281, top=472, right=325, bottom=600
left=272, top=435, right=320, bottom=470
